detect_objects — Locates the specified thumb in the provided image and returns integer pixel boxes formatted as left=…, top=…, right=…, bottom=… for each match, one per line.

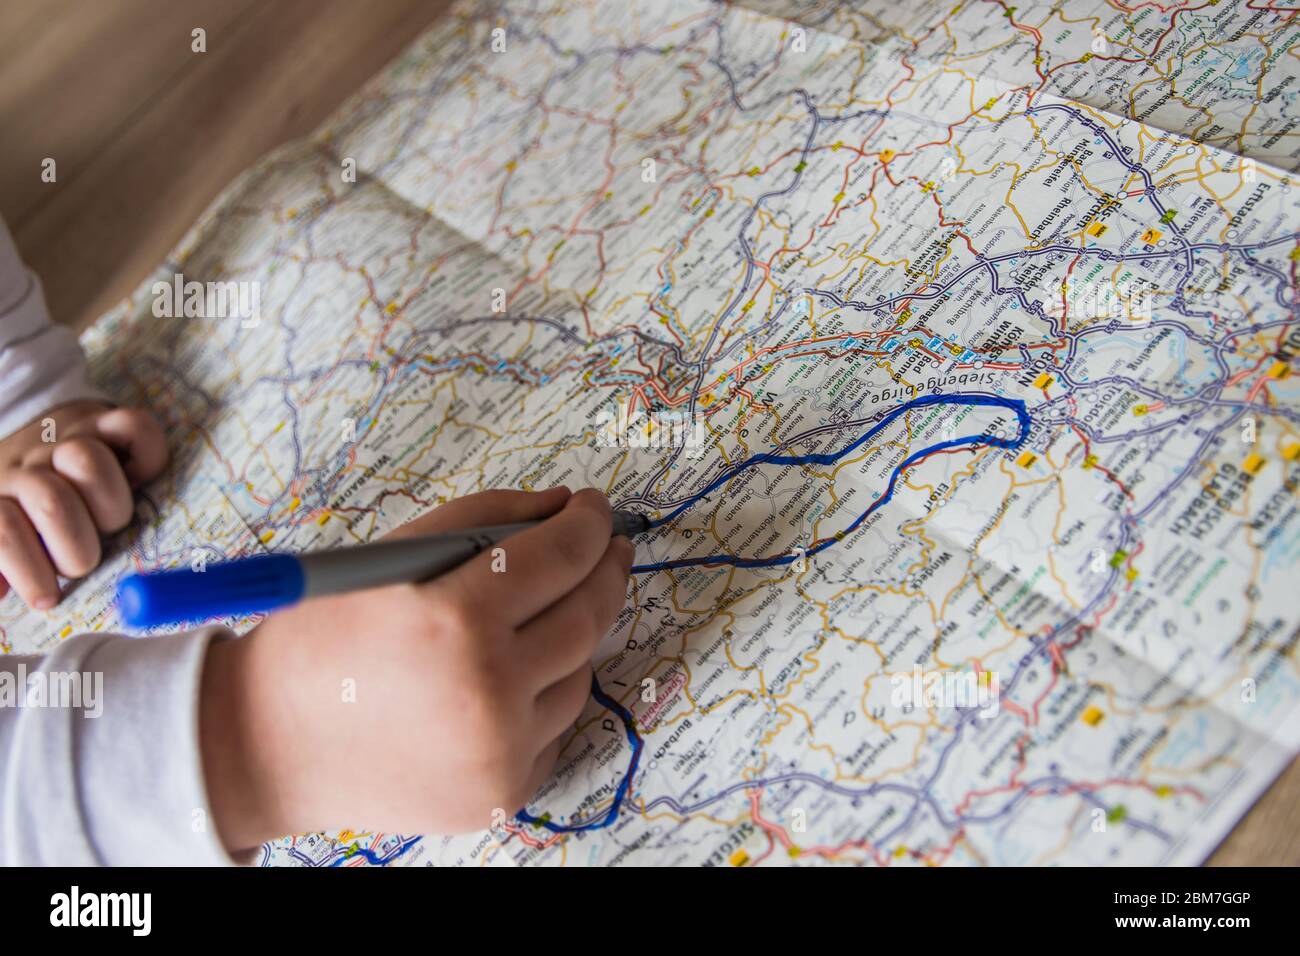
left=93, top=407, right=169, bottom=487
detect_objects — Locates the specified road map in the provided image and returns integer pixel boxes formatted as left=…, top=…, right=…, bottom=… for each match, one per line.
left=3, top=0, right=1299, bottom=866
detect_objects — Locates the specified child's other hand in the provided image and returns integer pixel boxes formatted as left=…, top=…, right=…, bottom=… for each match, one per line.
left=0, top=401, right=168, bottom=609
left=201, top=486, right=634, bottom=853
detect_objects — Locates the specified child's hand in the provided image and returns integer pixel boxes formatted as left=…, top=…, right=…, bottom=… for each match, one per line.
left=199, top=486, right=634, bottom=853
left=0, top=400, right=168, bottom=608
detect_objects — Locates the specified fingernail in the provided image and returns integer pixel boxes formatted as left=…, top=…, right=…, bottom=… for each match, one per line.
left=34, top=595, right=57, bottom=611
left=618, top=537, right=635, bottom=573
left=544, top=484, right=570, bottom=495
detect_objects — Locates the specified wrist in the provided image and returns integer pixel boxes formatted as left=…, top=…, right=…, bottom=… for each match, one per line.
left=199, top=630, right=297, bottom=853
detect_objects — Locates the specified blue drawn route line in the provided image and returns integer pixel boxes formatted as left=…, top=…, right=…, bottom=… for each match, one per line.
left=327, top=835, right=423, bottom=867
left=633, top=393, right=1031, bottom=573
left=515, top=675, right=644, bottom=833
left=352, top=393, right=1031, bottom=859
left=329, top=677, right=641, bottom=863
left=514, top=393, right=1030, bottom=840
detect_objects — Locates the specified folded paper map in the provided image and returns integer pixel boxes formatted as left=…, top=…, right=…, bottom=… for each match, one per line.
left=3, top=0, right=1299, bottom=866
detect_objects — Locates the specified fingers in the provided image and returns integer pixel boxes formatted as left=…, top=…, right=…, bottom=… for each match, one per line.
left=0, top=469, right=100, bottom=578
left=0, top=498, right=59, bottom=608
left=533, top=667, right=597, bottom=744
left=92, top=407, right=168, bottom=487
left=388, top=486, right=571, bottom=541
left=49, top=436, right=134, bottom=532
left=517, top=536, right=632, bottom=687
left=0, top=405, right=163, bottom=609
left=437, top=488, right=615, bottom=626
left=510, top=735, right=566, bottom=818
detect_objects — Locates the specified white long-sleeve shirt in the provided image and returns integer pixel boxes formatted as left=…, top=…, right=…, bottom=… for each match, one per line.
left=0, top=217, right=237, bottom=865
left=0, top=217, right=104, bottom=438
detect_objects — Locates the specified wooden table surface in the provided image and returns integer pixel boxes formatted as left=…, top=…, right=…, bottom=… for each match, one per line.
left=0, top=0, right=1295, bottom=866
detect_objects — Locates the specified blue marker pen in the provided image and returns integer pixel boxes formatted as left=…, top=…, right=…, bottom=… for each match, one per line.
left=117, top=510, right=650, bottom=629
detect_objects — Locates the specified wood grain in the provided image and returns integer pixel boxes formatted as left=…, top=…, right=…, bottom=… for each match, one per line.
left=1, top=0, right=451, bottom=331
left=1206, top=756, right=1300, bottom=866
